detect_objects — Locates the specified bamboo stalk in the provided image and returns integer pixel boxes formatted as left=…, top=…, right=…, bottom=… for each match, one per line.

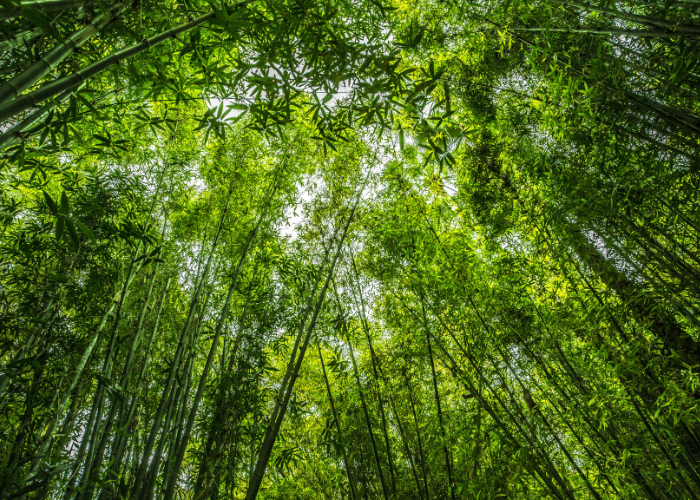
left=0, top=0, right=133, bottom=106
left=418, top=290, right=455, bottom=500
left=245, top=166, right=372, bottom=500
left=162, top=178, right=277, bottom=500
left=130, top=184, right=234, bottom=500
left=0, top=28, right=43, bottom=54
left=0, top=0, right=89, bottom=20
left=69, top=157, right=173, bottom=499
left=549, top=0, right=700, bottom=35
left=508, top=26, right=696, bottom=37
left=348, top=252, right=397, bottom=496
left=194, top=258, right=259, bottom=495
left=346, top=326, right=390, bottom=500
left=0, top=0, right=253, bottom=122
left=402, top=368, right=429, bottom=497
left=317, top=344, right=358, bottom=500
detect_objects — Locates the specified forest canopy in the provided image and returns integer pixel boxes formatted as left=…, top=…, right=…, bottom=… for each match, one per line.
left=0, top=0, right=699, bottom=499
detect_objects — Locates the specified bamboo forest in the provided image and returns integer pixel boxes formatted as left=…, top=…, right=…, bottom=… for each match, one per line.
left=3, top=0, right=700, bottom=499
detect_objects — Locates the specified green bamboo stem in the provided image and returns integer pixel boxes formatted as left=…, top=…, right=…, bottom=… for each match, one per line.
left=419, top=308, right=571, bottom=500
left=0, top=84, right=84, bottom=151
left=129, top=184, right=233, bottom=500
left=501, top=314, right=623, bottom=494
left=0, top=0, right=252, bottom=122
left=461, top=299, right=606, bottom=496
left=549, top=0, right=700, bottom=35
left=418, top=291, right=455, bottom=500
left=561, top=256, right=700, bottom=482
left=471, top=293, right=658, bottom=497
left=0, top=28, right=43, bottom=54
left=386, top=389, right=424, bottom=500
left=318, top=344, right=358, bottom=500
left=0, top=256, right=76, bottom=396
left=487, top=334, right=604, bottom=499
left=86, top=267, right=164, bottom=500
left=72, top=158, right=172, bottom=499
left=394, top=290, right=571, bottom=500
left=143, top=374, right=181, bottom=500
left=103, top=277, right=173, bottom=493
left=509, top=26, right=694, bottom=37
left=162, top=182, right=275, bottom=500
left=0, top=0, right=88, bottom=20
left=346, top=260, right=423, bottom=498
left=348, top=252, right=397, bottom=496
left=62, top=387, right=100, bottom=499
left=74, top=273, right=147, bottom=500
left=565, top=226, right=700, bottom=365
left=1, top=363, right=50, bottom=492
left=168, top=167, right=280, bottom=497
left=0, top=0, right=132, bottom=106
left=194, top=266, right=259, bottom=496
left=434, top=337, right=570, bottom=499
left=95, top=175, right=176, bottom=495
left=19, top=269, right=137, bottom=489
left=243, top=243, right=337, bottom=500
left=346, top=325, right=390, bottom=500
left=245, top=168, right=370, bottom=500
left=150, top=353, right=194, bottom=500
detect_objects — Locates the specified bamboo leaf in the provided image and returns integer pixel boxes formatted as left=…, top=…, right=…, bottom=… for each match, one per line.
left=74, top=219, right=96, bottom=243
left=43, top=192, right=58, bottom=215
left=65, top=218, right=79, bottom=248
left=55, top=215, right=64, bottom=241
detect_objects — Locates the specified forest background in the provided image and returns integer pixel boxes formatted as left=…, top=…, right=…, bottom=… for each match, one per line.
left=0, top=0, right=699, bottom=499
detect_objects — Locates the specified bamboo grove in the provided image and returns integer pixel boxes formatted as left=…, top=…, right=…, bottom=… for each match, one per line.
left=0, top=0, right=699, bottom=498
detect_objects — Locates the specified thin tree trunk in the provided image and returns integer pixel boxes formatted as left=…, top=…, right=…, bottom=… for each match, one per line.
left=130, top=184, right=234, bottom=500
left=394, top=291, right=571, bottom=500
left=509, top=26, right=693, bottom=37
left=403, top=371, right=430, bottom=499
left=21, top=270, right=136, bottom=493
left=348, top=252, right=397, bottom=496
left=104, top=277, right=173, bottom=495
left=346, top=335, right=390, bottom=500
left=386, top=390, right=423, bottom=500
left=91, top=264, right=166, bottom=500
left=565, top=225, right=700, bottom=366
left=425, top=318, right=572, bottom=500
left=548, top=0, right=700, bottom=35
left=244, top=242, right=337, bottom=500
left=194, top=268, right=259, bottom=497
left=70, top=160, right=171, bottom=498
left=0, top=257, right=77, bottom=396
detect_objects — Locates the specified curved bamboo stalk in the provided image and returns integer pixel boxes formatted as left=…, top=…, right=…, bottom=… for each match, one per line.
left=0, top=27, right=43, bottom=54
left=0, top=0, right=89, bottom=20
left=0, top=0, right=253, bottom=122
left=0, top=0, right=133, bottom=106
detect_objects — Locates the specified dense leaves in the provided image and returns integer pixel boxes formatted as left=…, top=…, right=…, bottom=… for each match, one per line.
left=0, top=0, right=699, bottom=499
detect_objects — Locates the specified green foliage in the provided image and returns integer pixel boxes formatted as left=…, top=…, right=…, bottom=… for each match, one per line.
left=1, top=0, right=700, bottom=499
